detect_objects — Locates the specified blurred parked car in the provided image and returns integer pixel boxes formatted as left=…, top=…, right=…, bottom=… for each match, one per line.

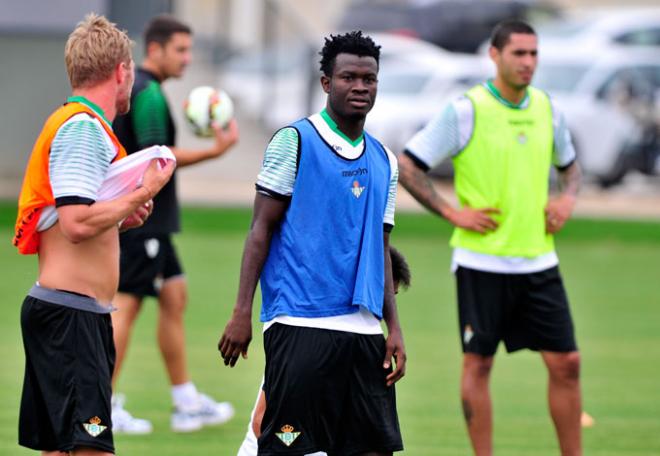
left=218, top=42, right=323, bottom=132
left=339, top=0, right=560, bottom=53
left=366, top=49, right=490, bottom=160
left=534, top=45, right=660, bottom=186
left=537, top=8, right=660, bottom=49
left=219, top=33, right=475, bottom=132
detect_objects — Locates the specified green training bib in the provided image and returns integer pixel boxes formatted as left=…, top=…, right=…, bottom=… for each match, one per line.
left=450, top=84, right=554, bottom=257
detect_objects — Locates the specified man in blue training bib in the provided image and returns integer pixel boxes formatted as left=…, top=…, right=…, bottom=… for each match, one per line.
left=219, top=31, right=405, bottom=456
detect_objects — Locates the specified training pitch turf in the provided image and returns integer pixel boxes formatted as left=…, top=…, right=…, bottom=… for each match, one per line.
left=0, top=204, right=658, bottom=455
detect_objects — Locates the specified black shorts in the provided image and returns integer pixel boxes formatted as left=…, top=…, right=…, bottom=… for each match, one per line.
left=19, top=296, right=115, bottom=453
left=456, top=266, right=577, bottom=356
left=118, top=233, right=183, bottom=297
left=259, top=323, right=403, bottom=456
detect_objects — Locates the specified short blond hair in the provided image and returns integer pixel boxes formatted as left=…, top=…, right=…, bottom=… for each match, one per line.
left=65, top=13, right=133, bottom=89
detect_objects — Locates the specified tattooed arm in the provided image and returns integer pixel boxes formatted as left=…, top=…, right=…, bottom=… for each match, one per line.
left=397, top=153, right=499, bottom=234
left=545, top=161, right=581, bottom=234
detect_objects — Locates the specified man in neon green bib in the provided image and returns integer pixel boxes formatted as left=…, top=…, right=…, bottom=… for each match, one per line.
left=398, top=20, right=582, bottom=455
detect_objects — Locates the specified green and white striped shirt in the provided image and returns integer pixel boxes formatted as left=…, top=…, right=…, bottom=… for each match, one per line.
left=405, top=81, right=576, bottom=171
left=257, top=110, right=398, bottom=227
left=37, top=97, right=118, bottom=231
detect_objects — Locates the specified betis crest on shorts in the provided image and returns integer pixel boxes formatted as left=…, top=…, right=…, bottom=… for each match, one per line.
left=83, top=416, right=107, bottom=437
left=276, top=424, right=301, bottom=447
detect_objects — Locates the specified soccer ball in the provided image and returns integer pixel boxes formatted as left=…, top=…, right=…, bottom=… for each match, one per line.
left=183, top=86, right=234, bottom=137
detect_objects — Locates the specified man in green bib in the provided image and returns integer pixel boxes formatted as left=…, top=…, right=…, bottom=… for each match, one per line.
left=398, top=20, right=582, bottom=455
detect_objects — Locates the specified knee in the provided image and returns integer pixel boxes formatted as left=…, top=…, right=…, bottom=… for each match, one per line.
left=462, top=356, right=494, bottom=398
left=167, top=297, right=188, bottom=316
left=563, top=352, right=581, bottom=380
left=551, top=352, right=581, bottom=383
left=464, top=355, right=494, bottom=379
left=159, top=289, right=188, bottom=317
left=160, top=302, right=187, bottom=320
left=476, top=359, right=494, bottom=378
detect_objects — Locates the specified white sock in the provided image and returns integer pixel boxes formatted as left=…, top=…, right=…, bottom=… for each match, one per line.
left=171, top=382, right=199, bottom=409
left=111, top=393, right=125, bottom=410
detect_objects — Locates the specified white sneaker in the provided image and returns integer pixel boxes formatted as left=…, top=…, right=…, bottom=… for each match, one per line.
left=171, top=405, right=204, bottom=433
left=111, top=393, right=153, bottom=435
left=197, top=393, right=235, bottom=426
left=171, top=393, right=234, bottom=432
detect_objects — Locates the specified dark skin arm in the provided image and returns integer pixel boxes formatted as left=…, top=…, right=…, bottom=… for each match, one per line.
left=397, top=153, right=499, bottom=233
left=218, top=193, right=407, bottom=388
left=545, top=161, right=581, bottom=234
left=218, top=193, right=288, bottom=367
left=382, top=232, right=406, bottom=386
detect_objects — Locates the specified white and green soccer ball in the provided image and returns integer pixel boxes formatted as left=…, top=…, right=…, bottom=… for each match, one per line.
left=184, top=86, right=234, bottom=137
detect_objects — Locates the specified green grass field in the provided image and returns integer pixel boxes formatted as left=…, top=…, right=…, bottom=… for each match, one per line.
left=1, top=203, right=659, bottom=455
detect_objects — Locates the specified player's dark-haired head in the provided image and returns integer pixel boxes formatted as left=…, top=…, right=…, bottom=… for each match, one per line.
left=319, top=31, right=381, bottom=77
left=390, top=246, right=411, bottom=291
left=144, top=14, right=191, bottom=50
left=490, top=19, right=536, bottom=50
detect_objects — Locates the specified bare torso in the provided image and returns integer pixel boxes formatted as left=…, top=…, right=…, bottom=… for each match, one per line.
left=37, top=222, right=120, bottom=304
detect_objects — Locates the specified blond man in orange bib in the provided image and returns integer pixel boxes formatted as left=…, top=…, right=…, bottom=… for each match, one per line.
left=14, top=14, right=173, bottom=456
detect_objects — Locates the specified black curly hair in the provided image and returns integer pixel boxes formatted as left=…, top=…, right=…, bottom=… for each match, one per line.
left=390, top=246, right=411, bottom=291
left=319, top=31, right=381, bottom=77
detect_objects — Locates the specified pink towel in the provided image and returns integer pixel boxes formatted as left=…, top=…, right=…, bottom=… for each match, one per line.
left=98, top=145, right=176, bottom=201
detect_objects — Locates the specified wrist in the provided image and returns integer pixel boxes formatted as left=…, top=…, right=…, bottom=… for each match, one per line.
left=211, top=143, right=227, bottom=157
left=559, top=193, right=577, bottom=210
left=385, top=320, right=402, bottom=334
left=440, top=205, right=456, bottom=223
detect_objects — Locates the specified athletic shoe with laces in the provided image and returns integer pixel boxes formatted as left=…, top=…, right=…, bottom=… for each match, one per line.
left=111, top=393, right=153, bottom=435
left=197, top=393, right=235, bottom=426
left=171, top=393, right=234, bottom=432
left=171, top=404, right=204, bottom=433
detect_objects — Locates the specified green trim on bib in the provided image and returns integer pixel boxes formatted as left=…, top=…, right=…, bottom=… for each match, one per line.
left=484, top=80, right=529, bottom=109
left=66, top=96, right=111, bottom=126
left=320, top=109, right=364, bottom=147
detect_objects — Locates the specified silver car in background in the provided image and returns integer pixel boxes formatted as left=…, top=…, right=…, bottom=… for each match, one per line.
left=534, top=45, right=660, bottom=186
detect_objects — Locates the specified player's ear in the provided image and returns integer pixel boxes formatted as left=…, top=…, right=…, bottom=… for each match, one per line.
left=321, top=75, right=331, bottom=94
left=488, top=45, right=499, bottom=64
left=146, top=40, right=163, bottom=59
left=115, top=60, right=130, bottom=85
left=114, top=61, right=124, bottom=84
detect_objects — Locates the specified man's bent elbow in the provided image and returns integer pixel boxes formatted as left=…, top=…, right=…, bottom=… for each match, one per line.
left=397, top=153, right=424, bottom=188
left=396, top=156, right=414, bottom=187
left=58, top=222, right=97, bottom=243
